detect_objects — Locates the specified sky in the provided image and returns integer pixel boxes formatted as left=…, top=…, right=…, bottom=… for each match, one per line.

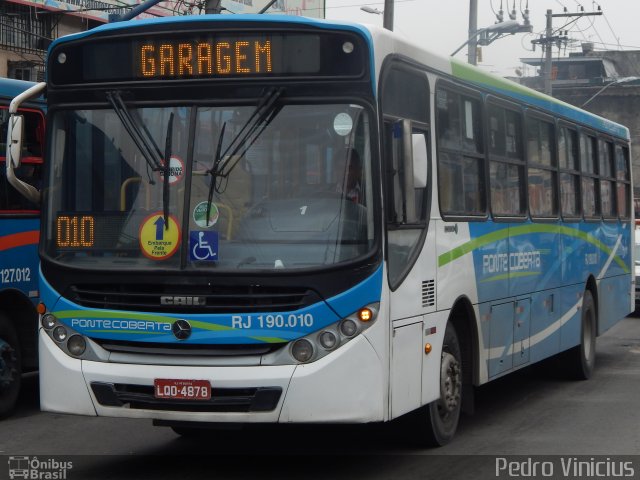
left=323, top=0, right=640, bottom=77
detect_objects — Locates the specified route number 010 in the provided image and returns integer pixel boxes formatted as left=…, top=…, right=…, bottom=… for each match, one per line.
left=56, top=215, right=95, bottom=248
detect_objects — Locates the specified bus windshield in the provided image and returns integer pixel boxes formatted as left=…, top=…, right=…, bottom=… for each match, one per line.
left=43, top=102, right=375, bottom=271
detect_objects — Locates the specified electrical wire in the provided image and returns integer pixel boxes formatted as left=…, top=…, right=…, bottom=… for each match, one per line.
left=601, top=12, right=622, bottom=50
left=323, top=0, right=418, bottom=11
left=555, top=0, right=568, bottom=11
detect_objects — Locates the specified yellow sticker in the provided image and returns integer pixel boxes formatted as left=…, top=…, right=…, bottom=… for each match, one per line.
left=138, top=212, right=181, bottom=260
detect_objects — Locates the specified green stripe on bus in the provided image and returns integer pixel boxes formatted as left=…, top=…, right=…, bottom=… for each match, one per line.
left=188, top=320, right=233, bottom=331
left=438, top=224, right=629, bottom=273
left=479, top=271, right=542, bottom=283
left=249, top=336, right=287, bottom=343
left=451, top=59, right=550, bottom=102
left=85, top=330, right=158, bottom=335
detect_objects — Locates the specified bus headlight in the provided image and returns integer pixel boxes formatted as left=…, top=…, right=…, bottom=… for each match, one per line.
left=41, top=314, right=57, bottom=330
left=53, top=326, right=68, bottom=342
left=319, top=331, right=338, bottom=350
left=38, top=308, right=105, bottom=362
left=67, top=335, right=87, bottom=357
left=264, top=303, right=380, bottom=365
left=339, top=319, right=358, bottom=337
left=291, top=339, right=314, bottom=362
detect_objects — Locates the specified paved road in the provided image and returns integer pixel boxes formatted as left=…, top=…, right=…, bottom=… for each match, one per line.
left=1, top=315, right=639, bottom=479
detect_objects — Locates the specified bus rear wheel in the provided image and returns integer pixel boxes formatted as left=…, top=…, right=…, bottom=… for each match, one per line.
left=0, top=314, right=21, bottom=418
left=421, top=322, right=462, bottom=447
left=566, top=290, right=596, bottom=380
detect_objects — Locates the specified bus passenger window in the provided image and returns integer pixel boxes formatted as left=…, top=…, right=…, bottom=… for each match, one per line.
left=580, top=133, right=599, bottom=218
left=615, top=145, right=631, bottom=219
left=436, top=86, right=485, bottom=217
left=599, top=140, right=616, bottom=219
left=527, top=116, right=557, bottom=219
left=488, top=103, right=525, bottom=217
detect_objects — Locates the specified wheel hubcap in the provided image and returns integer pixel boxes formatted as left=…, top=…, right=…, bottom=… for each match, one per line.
left=439, top=351, right=462, bottom=414
left=584, top=309, right=594, bottom=363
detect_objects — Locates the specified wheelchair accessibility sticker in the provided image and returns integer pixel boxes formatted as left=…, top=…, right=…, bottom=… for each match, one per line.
left=190, top=231, right=219, bottom=261
left=139, top=213, right=181, bottom=260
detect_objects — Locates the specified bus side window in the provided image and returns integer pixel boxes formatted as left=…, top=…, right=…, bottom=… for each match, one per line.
left=526, top=115, right=558, bottom=219
left=615, top=144, right=631, bottom=219
left=488, top=103, right=526, bottom=218
left=436, top=86, right=485, bottom=217
left=580, top=133, right=599, bottom=219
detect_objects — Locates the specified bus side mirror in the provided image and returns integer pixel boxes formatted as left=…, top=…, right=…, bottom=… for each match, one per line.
left=7, top=114, right=24, bottom=168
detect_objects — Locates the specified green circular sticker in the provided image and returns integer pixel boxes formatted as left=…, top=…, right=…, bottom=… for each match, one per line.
left=193, top=201, right=219, bottom=228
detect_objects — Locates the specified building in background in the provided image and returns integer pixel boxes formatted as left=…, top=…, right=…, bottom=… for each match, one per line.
left=1, top=1, right=325, bottom=81
left=517, top=43, right=640, bottom=201
left=222, top=0, right=324, bottom=17
left=0, top=1, right=189, bottom=80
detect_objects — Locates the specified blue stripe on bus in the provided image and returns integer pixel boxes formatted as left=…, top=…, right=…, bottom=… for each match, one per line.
left=0, top=218, right=40, bottom=303
left=41, top=265, right=383, bottom=345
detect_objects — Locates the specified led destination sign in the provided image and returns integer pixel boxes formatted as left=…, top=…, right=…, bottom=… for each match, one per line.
left=50, top=29, right=366, bottom=85
left=139, top=40, right=273, bottom=78
left=55, top=213, right=130, bottom=251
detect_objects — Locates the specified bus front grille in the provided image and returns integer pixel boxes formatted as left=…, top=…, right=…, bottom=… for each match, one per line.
left=91, top=382, right=282, bottom=413
left=68, top=283, right=316, bottom=313
left=91, top=339, right=283, bottom=357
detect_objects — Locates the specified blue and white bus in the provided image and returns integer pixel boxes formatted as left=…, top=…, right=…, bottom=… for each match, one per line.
left=8, top=15, right=632, bottom=444
left=0, top=78, right=45, bottom=417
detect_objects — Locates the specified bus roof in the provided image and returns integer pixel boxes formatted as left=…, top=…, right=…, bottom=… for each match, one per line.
left=48, top=14, right=628, bottom=140
left=363, top=24, right=630, bottom=140
left=0, top=78, right=44, bottom=103
left=49, top=14, right=372, bottom=48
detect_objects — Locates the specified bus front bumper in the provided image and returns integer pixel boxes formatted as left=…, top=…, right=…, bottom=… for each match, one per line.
left=39, top=329, right=385, bottom=424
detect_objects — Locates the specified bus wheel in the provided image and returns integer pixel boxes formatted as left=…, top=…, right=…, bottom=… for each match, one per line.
left=0, top=314, right=22, bottom=418
left=566, top=290, right=596, bottom=380
left=423, top=322, right=462, bottom=446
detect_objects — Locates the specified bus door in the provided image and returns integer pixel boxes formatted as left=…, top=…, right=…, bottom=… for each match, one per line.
left=380, top=64, right=435, bottom=418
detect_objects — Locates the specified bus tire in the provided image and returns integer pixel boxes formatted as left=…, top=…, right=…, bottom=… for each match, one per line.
left=422, top=322, right=463, bottom=446
left=0, top=313, right=22, bottom=418
left=566, top=290, right=596, bottom=380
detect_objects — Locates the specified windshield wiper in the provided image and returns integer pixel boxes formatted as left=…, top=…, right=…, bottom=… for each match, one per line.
left=206, top=121, right=227, bottom=226
left=162, top=113, right=174, bottom=229
left=106, top=91, right=164, bottom=172
left=107, top=91, right=173, bottom=228
left=205, top=87, right=283, bottom=223
left=216, top=87, right=283, bottom=178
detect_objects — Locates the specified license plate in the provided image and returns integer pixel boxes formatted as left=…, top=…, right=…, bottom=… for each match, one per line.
left=154, top=379, right=211, bottom=400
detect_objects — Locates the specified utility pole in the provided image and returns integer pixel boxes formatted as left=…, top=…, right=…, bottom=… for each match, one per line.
left=465, top=0, right=531, bottom=66
left=205, top=0, right=223, bottom=14
left=544, top=10, right=553, bottom=95
left=532, top=7, right=602, bottom=96
left=468, top=0, right=478, bottom=65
